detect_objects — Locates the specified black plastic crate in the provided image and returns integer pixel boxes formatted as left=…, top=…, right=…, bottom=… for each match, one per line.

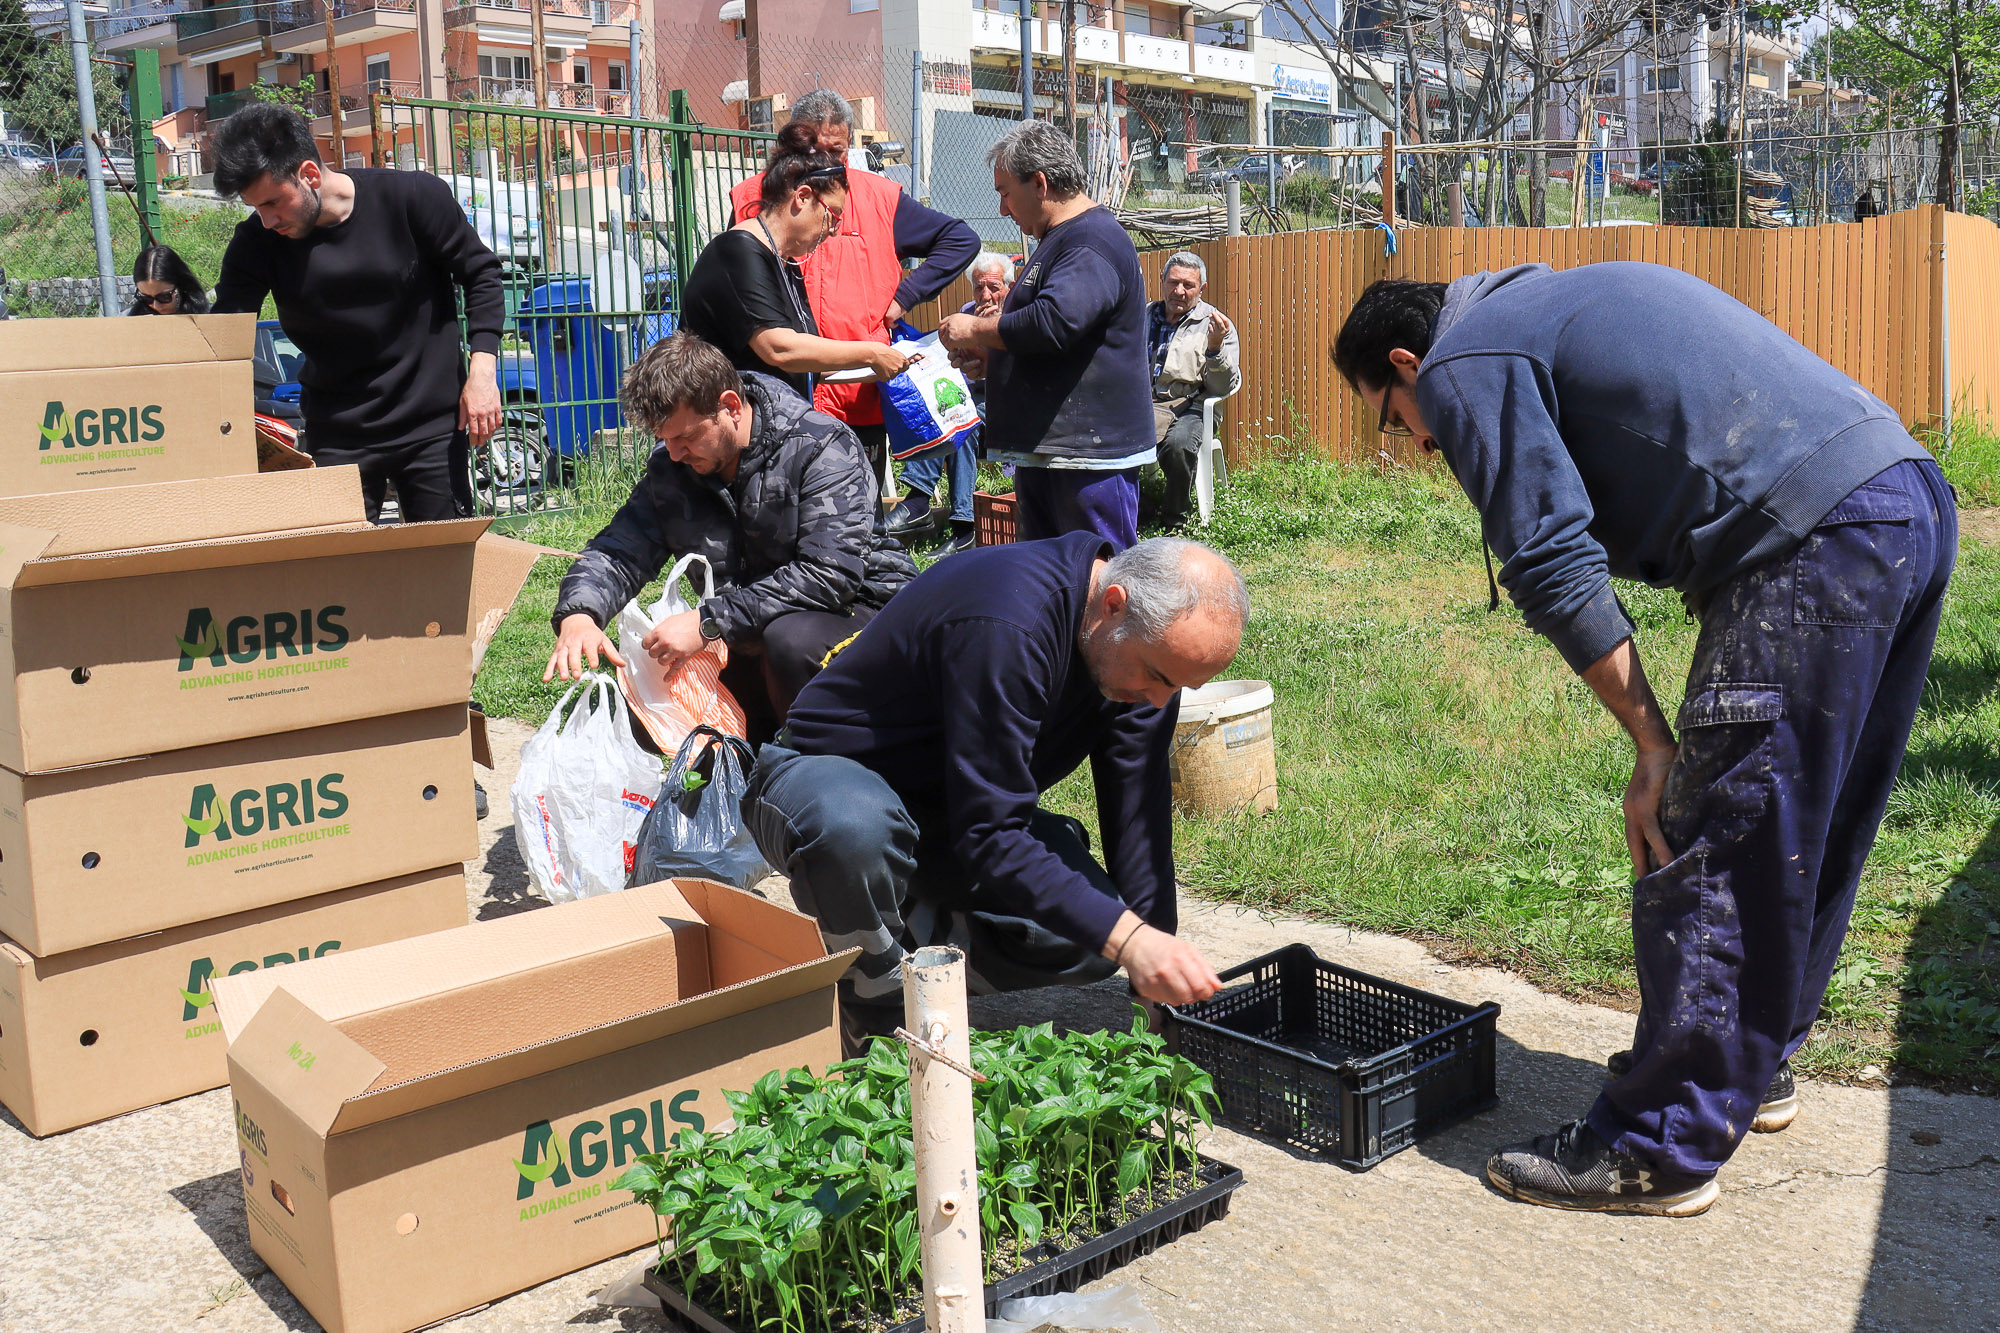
left=1163, top=944, right=1499, bottom=1170
left=644, top=1156, right=1242, bottom=1333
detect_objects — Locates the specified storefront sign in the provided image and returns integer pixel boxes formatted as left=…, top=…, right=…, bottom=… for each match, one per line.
left=1270, top=63, right=1332, bottom=105
left=922, top=60, right=972, bottom=97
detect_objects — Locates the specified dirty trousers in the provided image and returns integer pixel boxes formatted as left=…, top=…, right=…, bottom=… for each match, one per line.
left=1588, top=459, right=1957, bottom=1177
left=741, top=744, right=1121, bottom=1017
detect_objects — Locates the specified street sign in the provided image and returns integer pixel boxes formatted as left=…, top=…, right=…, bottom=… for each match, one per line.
left=1595, top=111, right=1628, bottom=139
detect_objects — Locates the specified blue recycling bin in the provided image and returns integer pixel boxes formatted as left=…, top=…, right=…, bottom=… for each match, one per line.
left=519, top=272, right=677, bottom=460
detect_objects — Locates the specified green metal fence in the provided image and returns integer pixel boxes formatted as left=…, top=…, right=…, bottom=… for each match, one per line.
left=371, top=92, right=773, bottom=521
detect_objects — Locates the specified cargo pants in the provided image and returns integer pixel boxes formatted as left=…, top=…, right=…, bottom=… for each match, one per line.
left=1588, top=459, right=1957, bottom=1177
left=741, top=744, right=1122, bottom=1020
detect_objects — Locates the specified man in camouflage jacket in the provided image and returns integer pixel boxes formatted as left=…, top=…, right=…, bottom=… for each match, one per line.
left=546, top=333, right=916, bottom=743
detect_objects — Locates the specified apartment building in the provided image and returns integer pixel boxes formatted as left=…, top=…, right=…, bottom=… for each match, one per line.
left=95, top=0, right=652, bottom=175
left=1574, top=12, right=1803, bottom=155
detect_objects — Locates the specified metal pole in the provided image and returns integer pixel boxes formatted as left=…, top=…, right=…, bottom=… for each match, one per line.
left=64, top=0, right=118, bottom=317
left=131, top=48, right=163, bottom=242
left=1380, top=129, right=1396, bottom=228
left=1226, top=177, right=1241, bottom=234
left=1018, top=0, right=1033, bottom=120
left=745, top=0, right=761, bottom=101
left=324, top=0, right=349, bottom=166
left=902, top=947, right=983, bottom=1333
left=629, top=19, right=643, bottom=119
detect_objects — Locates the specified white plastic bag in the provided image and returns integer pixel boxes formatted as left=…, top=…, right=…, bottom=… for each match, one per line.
left=509, top=673, right=663, bottom=902
left=985, top=1285, right=1160, bottom=1333
left=616, top=553, right=747, bottom=751
left=882, top=329, right=981, bottom=459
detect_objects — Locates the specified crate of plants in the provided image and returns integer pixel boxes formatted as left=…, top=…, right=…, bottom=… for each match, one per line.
left=1162, top=943, right=1500, bottom=1170
left=620, top=1011, right=1242, bottom=1333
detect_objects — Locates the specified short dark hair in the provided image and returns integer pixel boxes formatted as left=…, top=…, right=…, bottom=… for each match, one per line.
left=621, top=333, right=743, bottom=430
left=1332, top=279, right=1449, bottom=391
left=759, top=121, right=846, bottom=211
left=212, top=104, right=321, bottom=198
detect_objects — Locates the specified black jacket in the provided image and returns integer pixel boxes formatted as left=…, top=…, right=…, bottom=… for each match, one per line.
left=553, top=373, right=917, bottom=642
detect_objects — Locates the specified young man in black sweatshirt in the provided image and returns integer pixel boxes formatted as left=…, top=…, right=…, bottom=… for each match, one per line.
left=211, top=105, right=505, bottom=523
left=1335, top=265, right=1955, bottom=1216
left=744, top=534, right=1243, bottom=1055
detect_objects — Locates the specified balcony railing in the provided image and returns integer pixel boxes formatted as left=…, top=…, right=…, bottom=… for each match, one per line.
left=449, top=77, right=630, bottom=115
left=272, top=0, right=417, bottom=31
left=205, top=88, right=259, bottom=122
left=102, top=0, right=190, bottom=36
left=309, top=78, right=423, bottom=117
left=444, top=0, right=594, bottom=20
left=589, top=0, right=636, bottom=24
left=176, top=1, right=267, bottom=39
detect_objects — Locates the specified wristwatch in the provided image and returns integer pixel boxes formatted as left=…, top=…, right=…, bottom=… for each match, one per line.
left=698, top=615, right=723, bottom=642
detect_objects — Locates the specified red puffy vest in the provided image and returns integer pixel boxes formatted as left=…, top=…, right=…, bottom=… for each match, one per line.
left=729, top=169, right=904, bottom=427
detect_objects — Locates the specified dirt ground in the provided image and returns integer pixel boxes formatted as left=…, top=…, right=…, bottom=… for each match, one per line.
left=3, top=716, right=1997, bottom=1333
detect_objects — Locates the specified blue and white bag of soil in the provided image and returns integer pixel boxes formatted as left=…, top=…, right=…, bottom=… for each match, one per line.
left=881, top=324, right=982, bottom=461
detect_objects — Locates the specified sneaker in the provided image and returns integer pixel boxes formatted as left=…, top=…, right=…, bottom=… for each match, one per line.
left=883, top=499, right=936, bottom=539
left=474, top=781, right=489, bottom=820
left=1606, top=1051, right=1799, bottom=1133
left=1486, top=1119, right=1720, bottom=1216
left=935, top=525, right=978, bottom=557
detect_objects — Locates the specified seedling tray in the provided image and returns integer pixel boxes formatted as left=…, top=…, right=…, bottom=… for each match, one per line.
left=1163, top=944, right=1500, bottom=1170
left=643, top=1155, right=1243, bottom=1333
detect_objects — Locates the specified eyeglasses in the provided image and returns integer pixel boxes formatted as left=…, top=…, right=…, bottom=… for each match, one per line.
left=1377, top=392, right=1413, bottom=437
left=142, top=290, right=177, bottom=307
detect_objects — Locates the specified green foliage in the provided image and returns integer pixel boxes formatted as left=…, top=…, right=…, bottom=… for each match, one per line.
left=247, top=77, right=316, bottom=116
left=616, top=1013, right=1216, bottom=1333
left=1922, top=408, right=2000, bottom=507
left=0, top=14, right=126, bottom=149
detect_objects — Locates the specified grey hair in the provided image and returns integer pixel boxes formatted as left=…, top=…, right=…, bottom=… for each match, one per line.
left=1163, top=251, right=1207, bottom=283
left=790, top=88, right=853, bottom=129
left=1103, top=537, right=1248, bottom=643
left=968, top=251, right=1015, bottom=282
left=987, top=120, right=1088, bottom=199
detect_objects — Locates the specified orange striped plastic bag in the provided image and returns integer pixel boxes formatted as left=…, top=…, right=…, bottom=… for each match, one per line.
left=615, top=554, right=749, bottom=751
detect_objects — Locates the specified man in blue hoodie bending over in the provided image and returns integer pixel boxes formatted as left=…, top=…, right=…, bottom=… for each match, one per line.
left=1334, top=265, right=1955, bottom=1216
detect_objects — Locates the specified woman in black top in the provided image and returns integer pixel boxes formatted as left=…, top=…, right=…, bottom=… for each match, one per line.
left=679, top=124, right=910, bottom=398
left=128, top=243, right=211, bottom=315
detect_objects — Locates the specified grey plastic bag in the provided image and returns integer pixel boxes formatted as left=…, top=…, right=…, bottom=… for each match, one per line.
left=626, top=725, right=770, bottom=890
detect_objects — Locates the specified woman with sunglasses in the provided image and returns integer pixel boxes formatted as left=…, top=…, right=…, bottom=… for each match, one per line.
left=127, top=243, right=211, bottom=315
left=679, top=123, right=911, bottom=399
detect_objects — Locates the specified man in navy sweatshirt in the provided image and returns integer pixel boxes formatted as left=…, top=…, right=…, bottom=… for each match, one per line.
left=744, top=534, right=1244, bottom=1055
left=1335, top=264, right=1955, bottom=1216
left=937, top=121, right=1154, bottom=548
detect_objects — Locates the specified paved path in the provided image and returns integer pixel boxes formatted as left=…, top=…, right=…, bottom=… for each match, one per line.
left=3, top=717, right=1995, bottom=1333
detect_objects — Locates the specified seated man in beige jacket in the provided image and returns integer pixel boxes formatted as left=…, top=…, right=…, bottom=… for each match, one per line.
left=1145, top=251, right=1241, bottom=528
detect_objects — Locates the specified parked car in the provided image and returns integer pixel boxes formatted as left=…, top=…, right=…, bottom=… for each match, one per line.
left=56, top=144, right=137, bottom=189
left=1196, top=153, right=1296, bottom=190
left=254, top=320, right=305, bottom=411
left=1, top=141, right=56, bottom=180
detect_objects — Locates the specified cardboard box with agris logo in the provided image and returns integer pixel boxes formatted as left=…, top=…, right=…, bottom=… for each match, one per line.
left=211, top=881, right=852, bottom=1333
left=0, top=866, right=465, bottom=1137
left=0, top=468, right=546, bottom=774
left=0, top=314, right=259, bottom=498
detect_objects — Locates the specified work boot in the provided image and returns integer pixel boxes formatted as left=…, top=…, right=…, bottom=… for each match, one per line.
left=1486, top=1119, right=1720, bottom=1217
left=934, top=523, right=978, bottom=557
left=1606, top=1050, right=1799, bottom=1133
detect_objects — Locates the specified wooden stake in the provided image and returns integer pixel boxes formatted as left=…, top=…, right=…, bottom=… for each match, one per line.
left=902, top=946, right=983, bottom=1333
left=323, top=0, right=346, bottom=167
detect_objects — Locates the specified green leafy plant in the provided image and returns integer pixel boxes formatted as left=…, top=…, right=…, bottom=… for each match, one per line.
left=615, top=1010, right=1217, bottom=1333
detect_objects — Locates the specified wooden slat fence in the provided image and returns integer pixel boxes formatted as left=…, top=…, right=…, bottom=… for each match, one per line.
left=912, top=204, right=2000, bottom=466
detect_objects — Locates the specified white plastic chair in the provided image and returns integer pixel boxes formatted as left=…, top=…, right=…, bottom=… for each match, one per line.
left=1194, top=383, right=1238, bottom=526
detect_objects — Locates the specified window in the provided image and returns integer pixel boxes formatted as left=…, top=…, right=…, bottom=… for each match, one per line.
left=592, top=0, right=610, bottom=22
left=1643, top=64, right=1681, bottom=92
left=573, top=60, right=590, bottom=86
left=366, top=54, right=392, bottom=89
left=849, top=0, right=879, bottom=11
left=478, top=52, right=535, bottom=87
left=1590, top=70, right=1618, bottom=95
left=1192, top=8, right=1248, bottom=49
left=1262, top=7, right=1311, bottom=44
left=167, top=61, right=184, bottom=111
left=607, top=60, right=626, bottom=92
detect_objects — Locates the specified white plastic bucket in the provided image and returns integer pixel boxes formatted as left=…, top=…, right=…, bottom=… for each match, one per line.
left=1170, top=680, right=1278, bottom=815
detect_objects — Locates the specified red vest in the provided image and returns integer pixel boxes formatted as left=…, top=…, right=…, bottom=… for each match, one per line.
left=729, top=169, right=904, bottom=426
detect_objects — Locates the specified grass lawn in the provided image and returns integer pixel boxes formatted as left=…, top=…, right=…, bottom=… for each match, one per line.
left=476, top=445, right=2000, bottom=1090
left=0, top=178, right=265, bottom=315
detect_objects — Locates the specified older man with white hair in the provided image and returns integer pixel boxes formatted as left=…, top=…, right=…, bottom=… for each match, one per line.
left=745, top=533, right=1244, bottom=1053
left=937, top=121, right=1153, bottom=548
left=888, top=251, right=1014, bottom=554
left=1147, top=251, right=1240, bottom=529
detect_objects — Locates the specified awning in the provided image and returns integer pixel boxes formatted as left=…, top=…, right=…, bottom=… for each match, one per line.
left=474, top=22, right=587, bottom=48
left=721, top=79, right=748, bottom=103
left=186, top=38, right=263, bottom=67
left=718, top=0, right=744, bottom=20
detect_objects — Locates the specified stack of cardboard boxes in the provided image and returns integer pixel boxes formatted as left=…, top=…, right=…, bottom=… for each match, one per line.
left=0, top=315, right=537, bottom=1136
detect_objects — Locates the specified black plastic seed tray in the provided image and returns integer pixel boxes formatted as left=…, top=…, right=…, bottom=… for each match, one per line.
left=644, top=1156, right=1242, bottom=1333
left=1163, top=943, right=1499, bottom=1170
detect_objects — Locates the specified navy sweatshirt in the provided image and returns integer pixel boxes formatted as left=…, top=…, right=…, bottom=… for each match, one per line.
left=785, top=532, right=1179, bottom=951
left=215, top=168, right=505, bottom=452
left=1418, top=262, right=1929, bottom=673
left=888, top=193, right=982, bottom=312
left=987, top=206, right=1154, bottom=460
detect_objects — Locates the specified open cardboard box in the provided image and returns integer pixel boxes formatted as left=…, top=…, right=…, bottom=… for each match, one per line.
left=0, top=866, right=465, bottom=1138
left=0, top=313, right=259, bottom=497
left=0, top=706, right=477, bottom=957
left=0, top=468, right=548, bottom=773
left=211, top=880, right=853, bottom=1333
